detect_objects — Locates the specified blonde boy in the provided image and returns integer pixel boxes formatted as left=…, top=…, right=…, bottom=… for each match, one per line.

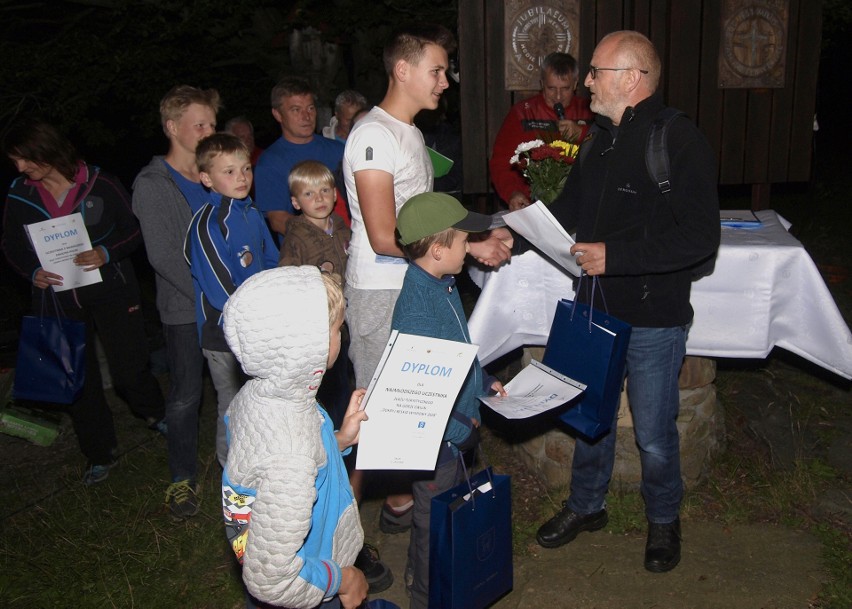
left=278, top=159, right=354, bottom=435
left=279, top=160, right=351, bottom=278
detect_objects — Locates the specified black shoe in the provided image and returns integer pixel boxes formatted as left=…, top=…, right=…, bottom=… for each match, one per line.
left=536, top=502, right=608, bottom=548
left=354, top=542, right=393, bottom=594
left=644, top=518, right=681, bottom=573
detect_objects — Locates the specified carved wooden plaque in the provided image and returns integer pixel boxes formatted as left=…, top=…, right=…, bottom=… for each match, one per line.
left=718, top=0, right=788, bottom=88
left=504, top=0, right=580, bottom=91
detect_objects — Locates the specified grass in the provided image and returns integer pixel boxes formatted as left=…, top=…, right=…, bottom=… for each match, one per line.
left=0, top=393, right=247, bottom=609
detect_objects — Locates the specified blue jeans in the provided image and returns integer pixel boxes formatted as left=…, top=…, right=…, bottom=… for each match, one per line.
left=164, top=323, right=204, bottom=483
left=567, top=325, right=687, bottom=524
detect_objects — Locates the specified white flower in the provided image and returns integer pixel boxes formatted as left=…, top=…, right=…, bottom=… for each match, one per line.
left=513, top=139, right=544, bottom=155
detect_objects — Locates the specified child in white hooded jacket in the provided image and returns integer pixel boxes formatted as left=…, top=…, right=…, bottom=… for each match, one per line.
left=221, top=265, right=368, bottom=609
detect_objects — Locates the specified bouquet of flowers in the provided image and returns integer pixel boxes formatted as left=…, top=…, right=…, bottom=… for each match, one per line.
left=510, top=138, right=581, bottom=205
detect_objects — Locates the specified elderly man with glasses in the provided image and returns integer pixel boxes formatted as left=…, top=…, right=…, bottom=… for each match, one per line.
left=536, top=30, right=720, bottom=573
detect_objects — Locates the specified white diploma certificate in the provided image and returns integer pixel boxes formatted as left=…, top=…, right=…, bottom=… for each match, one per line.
left=356, top=331, right=479, bottom=471
left=479, top=359, right=586, bottom=419
left=25, top=213, right=102, bottom=291
left=503, top=200, right=582, bottom=276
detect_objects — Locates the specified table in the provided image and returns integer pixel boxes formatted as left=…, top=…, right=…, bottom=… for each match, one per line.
left=467, top=210, right=852, bottom=380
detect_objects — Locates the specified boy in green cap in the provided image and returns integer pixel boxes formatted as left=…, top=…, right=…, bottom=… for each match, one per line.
left=391, top=191, right=507, bottom=609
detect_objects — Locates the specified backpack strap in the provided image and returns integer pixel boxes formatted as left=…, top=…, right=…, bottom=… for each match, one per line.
left=646, top=107, right=686, bottom=197
left=574, top=123, right=600, bottom=169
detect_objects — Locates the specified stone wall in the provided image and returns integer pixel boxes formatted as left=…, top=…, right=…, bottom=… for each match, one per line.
left=514, top=356, right=726, bottom=491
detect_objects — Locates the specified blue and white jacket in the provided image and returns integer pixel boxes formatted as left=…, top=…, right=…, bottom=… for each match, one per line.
left=184, top=194, right=279, bottom=350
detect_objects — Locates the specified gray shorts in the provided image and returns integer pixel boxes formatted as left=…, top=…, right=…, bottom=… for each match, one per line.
left=344, top=287, right=400, bottom=388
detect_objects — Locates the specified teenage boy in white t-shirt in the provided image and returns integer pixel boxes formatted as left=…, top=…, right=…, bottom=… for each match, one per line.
left=342, top=22, right=513, bottom=541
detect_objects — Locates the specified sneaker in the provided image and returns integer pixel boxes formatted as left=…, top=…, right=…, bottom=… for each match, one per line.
left=147, top=417, right=168, bottom=437
left=165, top=480, right=199, bottom=520
left=379, top=501, right=413, bottom=534
left=83, top=460, right=117, bottom=485
left=354, top=542, right=393, bottom=594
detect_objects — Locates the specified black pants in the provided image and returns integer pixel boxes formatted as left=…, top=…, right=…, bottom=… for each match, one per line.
left=34, top=279, right=164, bottom=466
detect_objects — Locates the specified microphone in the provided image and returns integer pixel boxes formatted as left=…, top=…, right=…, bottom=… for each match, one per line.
left=554, top=102, right=565, bottom=120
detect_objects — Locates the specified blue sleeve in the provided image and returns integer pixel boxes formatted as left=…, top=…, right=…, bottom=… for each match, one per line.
left=254, top=153, right=295, bottom=215
left=187, top=206, right=238, bottom=312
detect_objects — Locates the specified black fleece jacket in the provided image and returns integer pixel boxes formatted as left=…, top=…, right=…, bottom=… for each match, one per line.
left=550, top=92, right=720, bottom=327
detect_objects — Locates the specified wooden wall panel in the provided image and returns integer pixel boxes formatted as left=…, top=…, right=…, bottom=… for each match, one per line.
left=698, top=0, right=724, bottom=158
left=459, top=0, right=821, bottom=196
left=743, top=89, right=773, bottom=183
left=485, top=1, right=510, bottom=163
left=667, top=0, right=701, bottom=118
left=720, top=89, right=747, bottom=182
left=766, top=9, right=797, bottom=185
left=459, top=0, right=494, bottom=194
left=595, top=0, right=625, bottom=40
left=788, top=0, right=821, bottom=182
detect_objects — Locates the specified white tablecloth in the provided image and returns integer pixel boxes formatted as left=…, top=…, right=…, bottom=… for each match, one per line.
left=467, top=210, right=852, bottom=379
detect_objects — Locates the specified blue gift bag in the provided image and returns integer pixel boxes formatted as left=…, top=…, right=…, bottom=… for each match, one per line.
left=13, top=294, right=86, bottom=405
left=429, top=466, right=512, bottom=609
left=543, top=279, right=631, bottom=440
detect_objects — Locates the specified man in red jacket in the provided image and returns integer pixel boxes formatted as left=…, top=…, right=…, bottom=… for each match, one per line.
left=489, top=52, right=593, bottom=210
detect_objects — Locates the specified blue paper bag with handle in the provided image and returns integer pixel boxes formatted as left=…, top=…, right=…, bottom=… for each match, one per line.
left=543, top=277, right=631, bottom=440
left=13, top=290, right=86, bottom=405
left=429, top=466, right=512, bottom=609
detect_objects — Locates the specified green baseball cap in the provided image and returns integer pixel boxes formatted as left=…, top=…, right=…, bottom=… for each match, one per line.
left=397, top=192, right=493, bottom=245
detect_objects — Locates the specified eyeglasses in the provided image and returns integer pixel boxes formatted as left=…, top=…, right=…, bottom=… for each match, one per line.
left=588, top=65, right=649, bottom=79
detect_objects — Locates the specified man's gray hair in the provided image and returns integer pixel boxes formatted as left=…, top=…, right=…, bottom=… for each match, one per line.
left=224, top=116, right=254, bottom=135
left=334, top=90, right=367, bottom=113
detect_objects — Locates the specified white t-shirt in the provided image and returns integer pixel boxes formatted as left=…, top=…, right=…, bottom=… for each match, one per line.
left=343, top=107, right=433, bottom=290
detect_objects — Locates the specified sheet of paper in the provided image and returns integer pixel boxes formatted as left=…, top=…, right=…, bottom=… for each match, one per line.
left=720, top=209, right=762, bottom=228
left=479, top=359, right=585, bottom=419
left=503, top=200, right=581, bottom=276
left=356, top=331, right=480, bottom=471
left=25, top=213, right=102, bottom=292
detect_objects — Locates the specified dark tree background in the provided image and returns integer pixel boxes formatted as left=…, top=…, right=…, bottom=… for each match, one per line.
left=0, top=0, right=458, bottom=184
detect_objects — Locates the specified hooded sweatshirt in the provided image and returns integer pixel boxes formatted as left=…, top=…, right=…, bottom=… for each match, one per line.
left=221, top=266, right=363, bottom=608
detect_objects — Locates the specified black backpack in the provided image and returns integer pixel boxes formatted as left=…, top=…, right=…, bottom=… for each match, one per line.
left=578, top=107, right=716, bottom=280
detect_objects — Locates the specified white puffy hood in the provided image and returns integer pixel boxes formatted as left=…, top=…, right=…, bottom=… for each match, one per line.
left=224, top=265, right=329, bottom=405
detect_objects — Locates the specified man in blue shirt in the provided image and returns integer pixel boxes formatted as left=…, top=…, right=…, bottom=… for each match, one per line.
left=255, top=77, right=344, bottom=242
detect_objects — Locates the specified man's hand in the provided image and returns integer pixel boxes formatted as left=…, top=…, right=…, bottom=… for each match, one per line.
left=571, top=242, right=606, bottom=276
left=507, top=191, right=530, bottom=211
left=337, top=566, right=368, bottom=609
left=469, top=232, right=512, bottom=267
left=74, top=247, right=107, bottom=272
left=558, top=119, right=583, bottom=142
left=33, top=268, right=63, bottom=290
